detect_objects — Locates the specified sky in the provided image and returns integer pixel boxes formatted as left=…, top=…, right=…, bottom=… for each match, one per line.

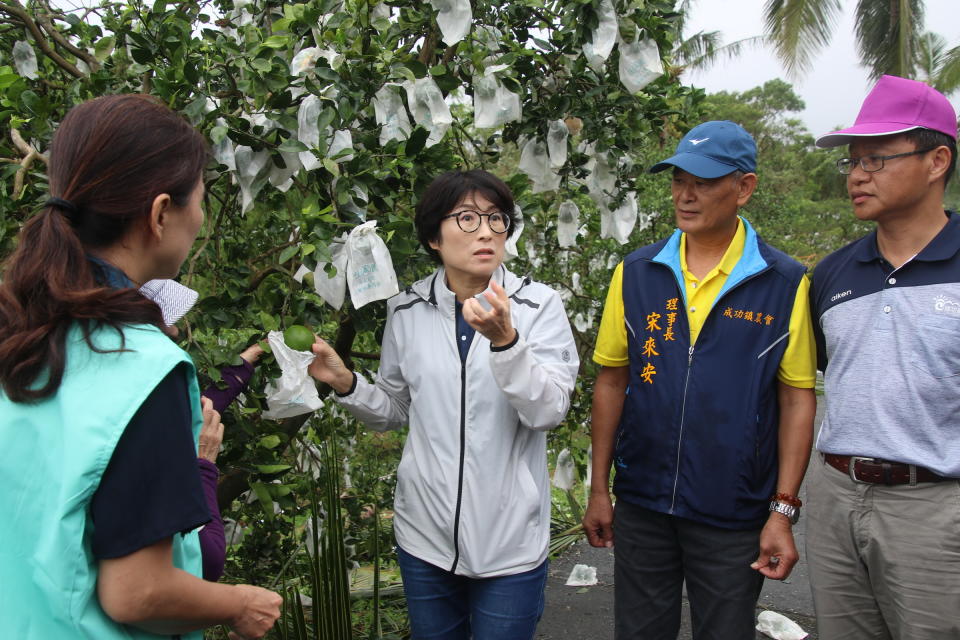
left=684, top=0, right=960, bottom=137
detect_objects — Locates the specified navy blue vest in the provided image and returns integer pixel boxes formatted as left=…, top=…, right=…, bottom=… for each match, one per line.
left=613, top=220, right=807, bottom=530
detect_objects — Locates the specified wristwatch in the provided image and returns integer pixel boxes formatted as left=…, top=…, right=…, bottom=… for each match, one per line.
left=769, top=500, right=800, bottom=524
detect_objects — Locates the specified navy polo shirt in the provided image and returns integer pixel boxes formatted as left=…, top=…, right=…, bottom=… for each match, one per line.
left=810, top=210, right=960, bottom=475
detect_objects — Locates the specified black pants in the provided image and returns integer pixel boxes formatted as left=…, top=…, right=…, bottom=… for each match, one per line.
left=613, top=501, right=764, bottom=640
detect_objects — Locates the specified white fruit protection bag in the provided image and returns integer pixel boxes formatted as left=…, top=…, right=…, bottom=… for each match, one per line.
left=346, top=221, right=399, bottom=308
left=262, top=330, right=324, bottom=420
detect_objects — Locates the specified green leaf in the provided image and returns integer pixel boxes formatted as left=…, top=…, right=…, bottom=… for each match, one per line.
left=405, top=126, right=429, bottom=156
left=258, top=311, right=279, bottom=332
left=405, top=60, right=428, bottom=79
left=251, top=57, right=273, bottom=73
left=278, top=139, right=307, bottom=153
left=259, top=434, right=282, bottom=449
left=279, top=244, right=299, bottom=263
left=262, top=35, right=291, bottom=49
left=250, top=481, right=275, bottom=521
left=322, top=157, right=340, bottom=176
left=255, top=464, right=293, bottom=474
left=94, top=35, right=115, bottom=62
left=210, top=125, right=228, bottom=144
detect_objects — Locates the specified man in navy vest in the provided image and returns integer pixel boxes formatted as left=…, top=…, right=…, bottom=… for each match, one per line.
left=583, top=120, right=817, bottom=639
left=807, top=75, right=960, bottom=639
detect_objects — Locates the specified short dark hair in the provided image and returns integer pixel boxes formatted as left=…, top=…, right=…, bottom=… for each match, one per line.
left=414, top=170, right=516, bottom=263
left=904, top=128, right=957, bottom=185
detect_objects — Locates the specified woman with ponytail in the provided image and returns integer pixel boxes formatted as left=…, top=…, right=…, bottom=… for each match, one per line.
left=0, top=94, right=281, bottom=640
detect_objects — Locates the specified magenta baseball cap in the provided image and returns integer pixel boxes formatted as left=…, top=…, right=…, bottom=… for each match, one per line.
left=816, top=75, right=958, bottom=148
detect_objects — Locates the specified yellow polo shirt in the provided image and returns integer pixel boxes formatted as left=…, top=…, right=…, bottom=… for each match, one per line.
left=593, top=220, right=816, bottom=388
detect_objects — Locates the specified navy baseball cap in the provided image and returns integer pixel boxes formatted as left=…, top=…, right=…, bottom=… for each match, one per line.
left=649, top=120, right=757, bottom=178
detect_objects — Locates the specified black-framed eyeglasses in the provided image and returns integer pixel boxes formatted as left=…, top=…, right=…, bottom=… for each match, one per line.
left=442, top=210, right=511, bottom=234
left=836, top=147, right=936, bottom=175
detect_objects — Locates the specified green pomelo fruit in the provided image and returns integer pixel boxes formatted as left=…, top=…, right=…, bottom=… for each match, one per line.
left=283, top=325, right=315, bottom=351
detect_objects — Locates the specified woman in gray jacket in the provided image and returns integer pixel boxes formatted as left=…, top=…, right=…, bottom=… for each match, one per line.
left=309, top=170, right=579, bottom=640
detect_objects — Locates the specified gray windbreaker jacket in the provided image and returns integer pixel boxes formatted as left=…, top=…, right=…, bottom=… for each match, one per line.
left=336, top=265, right=579, bottom=578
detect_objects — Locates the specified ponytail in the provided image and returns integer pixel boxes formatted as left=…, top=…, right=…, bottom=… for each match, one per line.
left=0, top=94, right=206, bottom=403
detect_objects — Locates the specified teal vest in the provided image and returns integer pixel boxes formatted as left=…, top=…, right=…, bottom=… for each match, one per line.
left=0, top=323, right=204, bottom=639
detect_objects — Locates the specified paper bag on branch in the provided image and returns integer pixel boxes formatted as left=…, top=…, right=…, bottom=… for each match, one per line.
left=582, top=0, right=617, bottom=72
left=405, top=77, right=453, bottom=147
left=262, top=331, right=324, bottom=419
left=297, top=94, right=323, bottom=171
left=346, top=221, right=399, bottom=308
left=374, top=83, right=412, bottom=145
left=428, top=0, right=471, bottom=45
left=557, top=201, right=580, bottom=248
left=473, top=69, right=521, bottom=129
left=313, top=234, right=349, bottom=310
left=618, top=35, right=663, bottom=94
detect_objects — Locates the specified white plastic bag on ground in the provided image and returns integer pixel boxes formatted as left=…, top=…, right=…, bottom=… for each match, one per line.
left=263, top=330, right=324, bottom=419
left=618, top=35, right=663, bottom=94
left=405, top=77, right=453, bottom=147
left=756, top=611, right=808, bottom=640
left=139, top=279, right=199, bottom=326
left=13, top=41, right=38, bottom=79
left=565, top=564, right=598, bottom=586
left=557, top=201, right=580, bottom=248
left=313, top=234, right=349, bottom=310
left=582, top=0, right=617, bottom=72
left=429, top=0, right=471, bottom=45
left=346, top=221, right=399, bottom=308
left=473, top=69, right=521, bottom=129
left=374, top=83, right=412, bottom=145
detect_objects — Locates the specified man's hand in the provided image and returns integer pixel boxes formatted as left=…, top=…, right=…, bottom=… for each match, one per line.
left=751, top=514, right=798, bottom=579
left=583, top=492, right=615, bottom=548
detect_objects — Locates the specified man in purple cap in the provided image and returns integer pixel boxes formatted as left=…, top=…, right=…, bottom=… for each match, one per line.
left=808, top=75, right=959, bottom=638
left=584, top=120, right=817, bottom=639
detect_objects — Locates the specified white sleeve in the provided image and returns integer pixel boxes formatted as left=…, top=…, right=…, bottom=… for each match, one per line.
left=488, top=288, right=580, bottom=431
left=334, top=306, right=410, bottom=431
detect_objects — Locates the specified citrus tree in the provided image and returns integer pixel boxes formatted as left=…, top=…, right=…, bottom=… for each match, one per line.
left=1, top=0, right=702, bottom=634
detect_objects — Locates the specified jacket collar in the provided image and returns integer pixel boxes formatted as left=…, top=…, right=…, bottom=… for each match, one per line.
left=407, top=264, right=528, bottom=315
left=651, top=216, right=769, bottom=305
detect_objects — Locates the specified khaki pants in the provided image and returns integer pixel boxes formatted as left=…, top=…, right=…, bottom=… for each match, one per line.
left=806, top=453, right=960, bottom=640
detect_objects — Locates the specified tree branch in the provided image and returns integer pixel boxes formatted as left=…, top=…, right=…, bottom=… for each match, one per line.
left=0, top=0, right=86, bottom=78
left=36, top=0, right=101, bottom=72
left=11, top=128, right=47, bottom=199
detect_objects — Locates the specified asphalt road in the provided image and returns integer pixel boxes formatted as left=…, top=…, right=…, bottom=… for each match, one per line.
left=535, top=405, right=825, bottom=640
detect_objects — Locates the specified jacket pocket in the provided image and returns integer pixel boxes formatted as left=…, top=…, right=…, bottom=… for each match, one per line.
left=515, top=460, right=541, bottom=527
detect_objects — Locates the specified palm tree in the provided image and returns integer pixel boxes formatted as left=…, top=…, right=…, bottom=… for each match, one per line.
left=763, top=0, right=960, bottom=95
left=916, top=31, right=960, bottom=96
left=669, top=0, right=767, bottom=79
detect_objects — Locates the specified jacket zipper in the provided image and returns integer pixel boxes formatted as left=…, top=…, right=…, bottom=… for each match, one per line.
left=669, top=345, right=695, bottom=513
left=450, top=304, right=467, bottom=573
left=663, top=263, right=774, bottom=513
